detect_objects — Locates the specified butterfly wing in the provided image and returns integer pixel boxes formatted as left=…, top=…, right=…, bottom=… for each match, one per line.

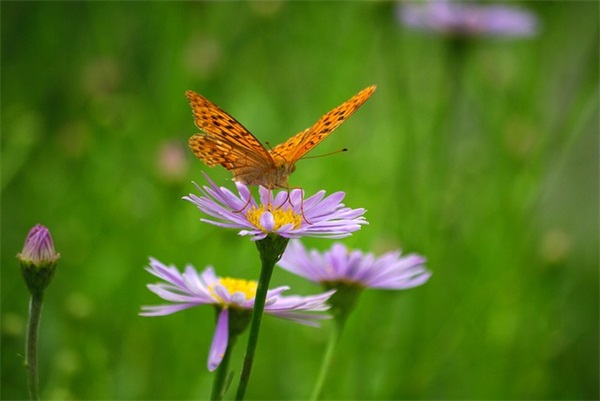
left=270, top=85, right=376, bottom=163
left=186, top=90, right=275, bottom=177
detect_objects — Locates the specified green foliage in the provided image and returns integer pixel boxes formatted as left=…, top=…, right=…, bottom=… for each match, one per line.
left=2, top=2, right=598, bottom=400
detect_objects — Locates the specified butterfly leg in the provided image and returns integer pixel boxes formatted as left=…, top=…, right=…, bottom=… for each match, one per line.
left=285, top=187, right=312, bottom=225
left=232, top=192, right=253, bottom=214
left=299, top=195, right=311, bottom=225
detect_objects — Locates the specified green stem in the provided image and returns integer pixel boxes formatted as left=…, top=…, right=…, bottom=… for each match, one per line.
left=235, top=260, right=274, bottom=400
left=26, top=294, right=43, bottom=401
left=235, top=235, right=289, bottom=400
left=211, top=334, right=237, bottom=401
left=309, top=318, right=345, bottom=401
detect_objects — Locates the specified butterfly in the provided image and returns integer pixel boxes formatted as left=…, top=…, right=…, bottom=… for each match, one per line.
left=186, top=85, right=376, bottom=189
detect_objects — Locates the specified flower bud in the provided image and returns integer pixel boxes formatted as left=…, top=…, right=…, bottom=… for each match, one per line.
left=17, top=225, right=60, bottom=297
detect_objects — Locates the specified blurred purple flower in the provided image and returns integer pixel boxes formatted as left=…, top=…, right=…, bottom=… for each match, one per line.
left=183, top=172, right=368, bottom=241
left=398, top=0, right=538, bottom=37
left=278, top=240, right=431, bottom=290
left=140, top=257, right=334, bottom=371
left=156, top=140, right=189, bottom=182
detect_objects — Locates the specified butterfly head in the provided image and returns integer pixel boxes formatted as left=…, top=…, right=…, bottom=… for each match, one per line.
left=274, top=160, right=296, bottom=188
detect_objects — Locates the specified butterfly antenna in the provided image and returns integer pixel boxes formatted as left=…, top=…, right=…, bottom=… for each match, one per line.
left=298, top=148, right=348, bottom=161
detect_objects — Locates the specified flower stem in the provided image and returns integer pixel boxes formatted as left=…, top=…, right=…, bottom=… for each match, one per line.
left=211, top=334, right=237, bottom=401
left=235, top=235, right=289, bottom=400
left=309, top=318, right=345, bottom=401
left=25, top=293, right=43, bottom=401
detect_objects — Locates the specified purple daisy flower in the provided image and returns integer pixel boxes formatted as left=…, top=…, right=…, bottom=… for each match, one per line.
left=183, top=172, right=368, bottom=240
left=140, top=257, right=335, bottom=371
left=278, top=240, right=431, bottom=290
left=398, top=0, right=539, bottom=38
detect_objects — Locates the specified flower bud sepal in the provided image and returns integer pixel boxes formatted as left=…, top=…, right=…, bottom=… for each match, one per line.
left=18, top=258, right=59, bottom=299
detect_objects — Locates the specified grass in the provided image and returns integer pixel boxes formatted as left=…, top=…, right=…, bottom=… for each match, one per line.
left=1, top=2, right=598, bottom=400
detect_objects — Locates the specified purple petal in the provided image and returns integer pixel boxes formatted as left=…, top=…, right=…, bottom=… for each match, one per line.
left=139, top=303, right=198, bottom=316
left=259, top=211, right=275, bottom=231
left=208, top=309, right=229, bottom=372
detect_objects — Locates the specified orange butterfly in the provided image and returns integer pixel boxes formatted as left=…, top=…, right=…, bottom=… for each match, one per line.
left=186, top=85, right=376, bottom=189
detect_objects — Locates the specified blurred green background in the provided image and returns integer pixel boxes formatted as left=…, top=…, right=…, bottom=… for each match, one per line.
left=2, top=2, right=598, bottom=400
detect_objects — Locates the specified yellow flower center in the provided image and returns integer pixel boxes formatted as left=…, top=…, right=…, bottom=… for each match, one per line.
left=210, top=277, right=258, bottom=305
left=246, top=204, right=303, bottom=232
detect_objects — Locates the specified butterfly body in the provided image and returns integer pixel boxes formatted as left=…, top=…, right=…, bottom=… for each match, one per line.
left=186, top=85, right=376, bottom=189
left=229, top=153, right=296, bottom=188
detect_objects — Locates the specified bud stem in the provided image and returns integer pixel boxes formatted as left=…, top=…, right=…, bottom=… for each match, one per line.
left=25, top=293, right=43, bottom=401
